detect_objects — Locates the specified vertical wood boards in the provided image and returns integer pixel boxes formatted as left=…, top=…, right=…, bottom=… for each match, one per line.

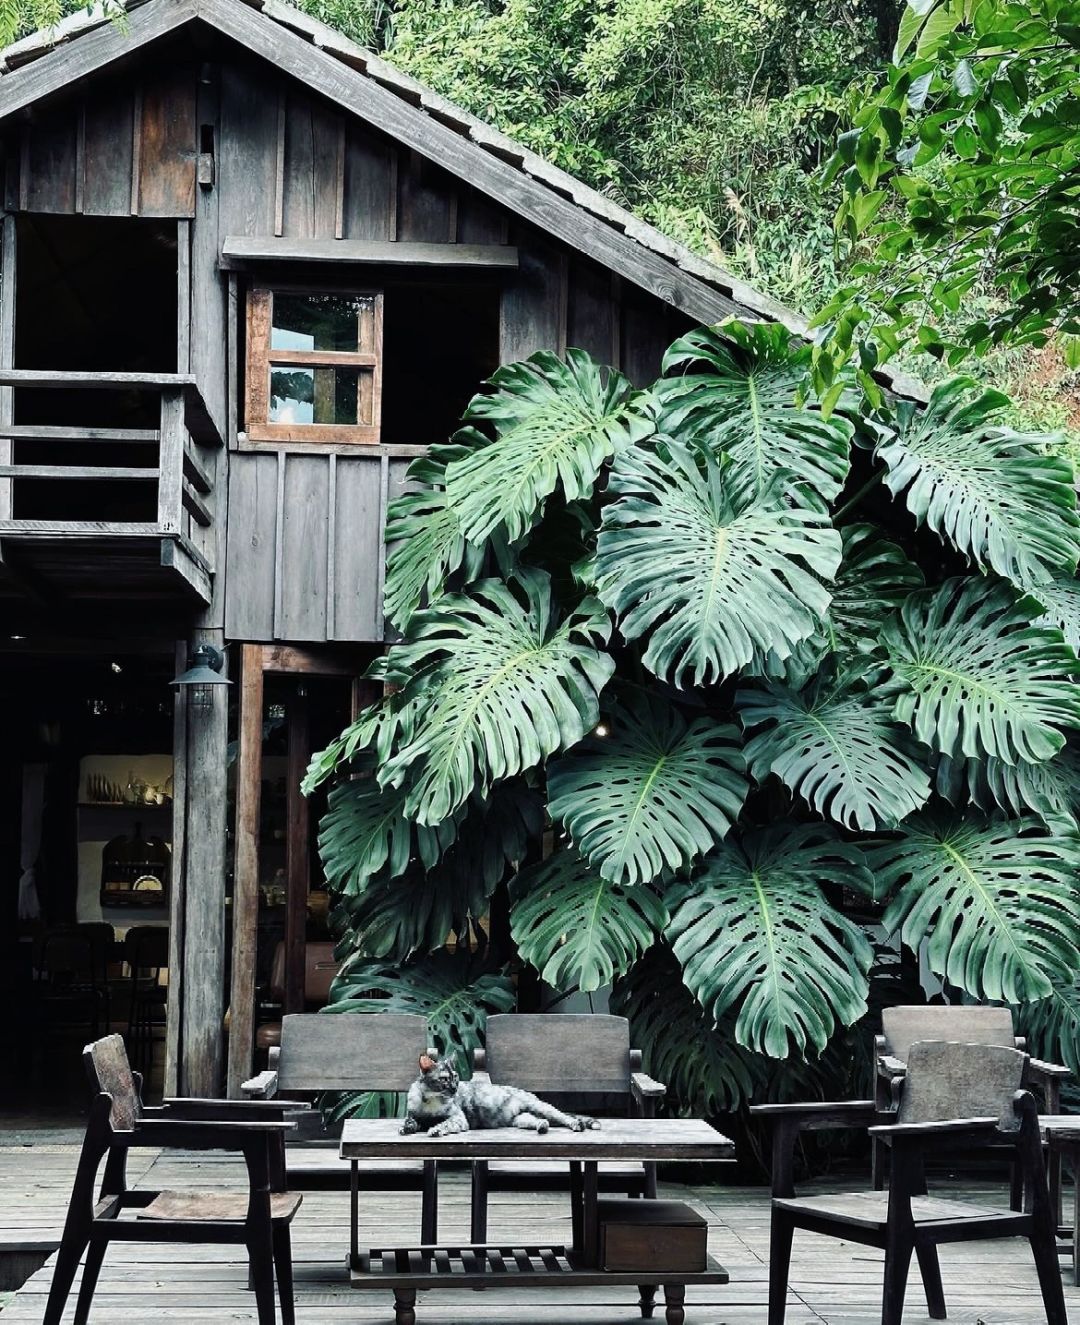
left=283, top=686, right=310, bottom=1016
left=567, top=259, right=621, bottom=366
left=225, top=450, right=386, bottom=644
left=280, top=92, right=341, bottom=239
left=217, top=58, right=278, bottom=238
left=341, top=123, right=397, bottom=240
left=179, top=626, right=229, bottom=1097
left=226, top=643, right=265, bottom=1097
left=500, top=224, right=567, bottom=364
left=15, top=66, right=196, bottom=218
left=398, top=150, right=456, bottom=243
left=0, top=215, right=13, bottom=524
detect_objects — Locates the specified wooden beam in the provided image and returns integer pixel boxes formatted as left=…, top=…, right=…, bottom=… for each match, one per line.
left=0, top=425, right=160, bottom=443
left=164, top=639, right=188, bottom=1100
left=0, top=215, right=15, bottom=526
left=182, top=481, right=212, bottom=527
left=0, top=464, right=158, bottom=480
left=0, top=0, right=199, bottom=120
left=226, top=643, right=265, bottom=1097
left=284, top=684, right=310, bottom=1018
left=200, top=0, right=744, bottom=329
left=0, top=519, right=161, bottom=535
left=182, top=446, right=213, bottom=495
left=221, top=235, right=519, bottom=269
left=260, top=642, right=367, bottom=675
left=160, top=536, right=213, bottom=603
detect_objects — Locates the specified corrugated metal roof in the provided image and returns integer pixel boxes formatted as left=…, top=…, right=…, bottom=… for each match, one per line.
left=0, top=0, right=928, bottom=401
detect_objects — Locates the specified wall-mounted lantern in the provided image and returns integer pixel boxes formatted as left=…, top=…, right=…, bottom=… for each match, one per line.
left=171, top=644, right=231, bottom=710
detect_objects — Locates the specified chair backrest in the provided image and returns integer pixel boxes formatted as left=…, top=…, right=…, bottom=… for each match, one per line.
left=882, top=1005, right=1016, bottom=1065
left=897, top=1040, right=1026, bottom=1126
left=276, top=1012, right=426, bottom=1093
left=483, top=1014, right=631, bottom=1095
left=267, top=941, right=340, bottom=1005
left=38, top=928, right=95, bottom=982
left=125, top=925, right=169, bottom=975
left=84, top=1034, right=141, bottom=1131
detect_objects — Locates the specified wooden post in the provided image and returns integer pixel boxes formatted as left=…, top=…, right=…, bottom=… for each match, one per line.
left=163, top=640, right=188, bottom=1099
left=226, top=643, right=265, bottom=1097
left=179, top=627, right=229, bottom=1096
left=157, top=387, right=185, bottom=535
left=284, top=683, right=310, bottom=1016
left=0, top=213, right=15, bottom=525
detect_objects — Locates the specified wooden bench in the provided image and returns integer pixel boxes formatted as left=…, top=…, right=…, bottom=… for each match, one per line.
left=469, top=1013, right=667, bottom=1242
left=241, top=1011, right=438, bottom=1242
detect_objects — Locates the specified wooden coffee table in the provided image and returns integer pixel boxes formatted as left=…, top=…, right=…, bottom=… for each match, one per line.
left=340, top=1117, right=734, bottom=1325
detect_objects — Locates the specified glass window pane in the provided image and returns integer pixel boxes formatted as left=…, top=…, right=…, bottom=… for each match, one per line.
left=268, top=366, right=360, bottom=426
left=270, top=293, right=376, bottom=353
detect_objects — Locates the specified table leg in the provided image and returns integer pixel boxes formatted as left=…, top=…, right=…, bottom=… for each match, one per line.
left=350, top=1160, right=359, bottom=1271
left=1072, top=1151, right=1079, bottom=1286
left=582, top=1162, right=599, bottom=1268
left=569, top=1161, right=583, bottom=1255
left=663, top=1284, right=686, bottom=1325
left=638, top=1284, right=658, bottom=1318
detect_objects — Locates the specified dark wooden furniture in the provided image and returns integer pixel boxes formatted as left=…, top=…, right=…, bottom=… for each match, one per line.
left=340, top=1116, right=733, bottom=1325
left=241, top=1010, right=438, bottom=1243
left=124, top=925, right=169, bottom=1077
left=254, top=940, right=340, bottom=1051
left=598, top=1198, right=707, bottom=1273
left=46, top=1034, right=301, bottom=1325
left=468, top=1013, right=667, bottom=1242
left=873, top=1004, right=1070, bottom=1210
left=753, top=1040, right=1068, bottom=1325
left=1041, top=1118, right=1080, bottom=1284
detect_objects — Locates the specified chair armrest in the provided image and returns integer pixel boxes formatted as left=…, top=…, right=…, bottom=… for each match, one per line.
left=751, top=1100, right=878, bottom=1128
left=160, top=1097, right=307, bottom=1122
left=878, top=1055, right=907, bottom=1078
left=1026, top=1058, right=1071, bottom=1081
left=241, top=1070, right=279, bottom=1099
left=123, top=1117, right=296, bottom=1151
left=630, top=1072, right=666, bottom=1101
left=869, top=1116, right=1002, bottom=1153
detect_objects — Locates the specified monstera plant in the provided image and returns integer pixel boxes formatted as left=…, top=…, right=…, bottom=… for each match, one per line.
left=306, top=324, right=1080, bottom=1115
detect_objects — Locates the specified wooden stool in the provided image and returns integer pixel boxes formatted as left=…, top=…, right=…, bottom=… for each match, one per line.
left=598, top=1197, right=708, bottom=1323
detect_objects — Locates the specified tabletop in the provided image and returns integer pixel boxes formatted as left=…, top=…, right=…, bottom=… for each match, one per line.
left=339, top=1116, right=734, bottom=1161
left=1040, top=1114, right=1080, bottom=1139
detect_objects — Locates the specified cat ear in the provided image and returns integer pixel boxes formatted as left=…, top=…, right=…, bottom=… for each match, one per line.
left=419, top=1050, right=438, bottom=1072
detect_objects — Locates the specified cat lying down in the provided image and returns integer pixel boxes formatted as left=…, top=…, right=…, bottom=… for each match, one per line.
left=401, top=1049, right=601, bottom=1137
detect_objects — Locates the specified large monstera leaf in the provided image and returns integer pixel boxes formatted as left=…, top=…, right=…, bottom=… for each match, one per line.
left=1030, top=573, right=1080, bottom=654
left=318, top=765, right=462, bottom=897
left=383, top=447, right=484, bottom=631
left=666, top=826, right=874, bottom=1057
left=738, top=671, right=931, bottom=832
left=611, top=946, right=765, bottom=1113
left=547, top=696, right=747, bottom=885
left=656, top=321, right=855, bottom=504
left=1018, top=979, right=1080, bottom=1075
left=595, top=443, right=841, bottom=687
left=444, top=349, right=655, bottom=545
left=873, top=813, right=1080, bottom=1003
left=379, top=569, right=615, bottom=825
left=882, top=577, right=1080, bottom=765
left=878, top=379, right=1079, bottom=587
left=824, top=524, right=924, bottom=655
left=509, top=851, right=668, bottom=993
left=935, top=751, right=1080, bottom=831
left=325, top=951, right=516, bottom=1074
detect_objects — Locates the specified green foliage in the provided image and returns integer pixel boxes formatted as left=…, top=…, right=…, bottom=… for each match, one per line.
left=547, top=694, right=747, bottom=885
left=658, top=322, right=855, bottom=503
left=820, top=524, right=925, bottom=655
left=378, top=569, right=614, bottom=824
left=738, top=667, right=932, bottom=831
left=595, top=444, right=841, bottom=687
left=874, top=813, right=1080, bottom=1003
left=509, top=850, right=668, bottom=993
left=878, top=380, right=1079, bottom=587
left=881, top=577, right=1080, bottom=764
left=667, top=825, right=875, bottom=1057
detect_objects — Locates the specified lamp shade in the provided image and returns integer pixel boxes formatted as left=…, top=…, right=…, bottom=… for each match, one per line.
left=171, top=645, right=231, bottom=707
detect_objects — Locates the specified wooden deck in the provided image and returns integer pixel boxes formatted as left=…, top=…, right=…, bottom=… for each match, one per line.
left=0, top=1144, right=1074, bottom=1323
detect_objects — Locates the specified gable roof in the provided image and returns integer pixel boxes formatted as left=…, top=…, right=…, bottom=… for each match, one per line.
left=0, top=0, right=927, bottom=401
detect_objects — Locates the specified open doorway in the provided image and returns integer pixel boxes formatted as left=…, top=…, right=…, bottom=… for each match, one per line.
left=11, top=213, right=180, bottom=523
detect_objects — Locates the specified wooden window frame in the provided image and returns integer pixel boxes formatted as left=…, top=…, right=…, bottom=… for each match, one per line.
left=244, top=283, right=384, bottom=445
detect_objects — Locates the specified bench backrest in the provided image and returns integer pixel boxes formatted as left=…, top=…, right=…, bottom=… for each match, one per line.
left=483, top=1013, right=631, bottom=1095
left=898, top=1040, right=1026, bottom=1125
left=276, top=1012, right=426, bottom=1093
left=882, top=1005, right=1016, bottom=1065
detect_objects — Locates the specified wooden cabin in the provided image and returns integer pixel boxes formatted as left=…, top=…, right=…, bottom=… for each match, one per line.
left=0, top=0, right=811, bottom=1107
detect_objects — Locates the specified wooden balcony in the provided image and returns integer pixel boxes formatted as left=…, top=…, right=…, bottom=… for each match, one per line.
left=0, top=371, right=222, bottom=606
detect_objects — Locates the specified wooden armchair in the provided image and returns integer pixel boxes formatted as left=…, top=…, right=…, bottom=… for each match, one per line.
left=753, top=1040, right=1067, bottom=1325
left=468, top=1013, right=666, bottom=1243
left=241, top=1011, right=439, bottom=1242
left=873, top=1005, right=1070, bottom=1210
left=46, top=1034, right=300, bottom=1325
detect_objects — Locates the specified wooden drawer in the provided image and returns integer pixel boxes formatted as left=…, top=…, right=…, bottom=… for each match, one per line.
left=597, top=1198, right=707, bottom=1273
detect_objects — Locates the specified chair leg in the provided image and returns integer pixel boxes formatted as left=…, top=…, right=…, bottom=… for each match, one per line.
left=768, top=1209, right=794, bottom=1325
left=1030, top=1233, right=1069, bottom=1325
left=871, top=1137, right=884, bottom=1191
left=43, top=1230, right=90, bottom=1325
left=1009, top=1157, right=1024, bottom=1212
left=644, top=1159, right=658, bottom=1200
left=881, top=1231, right=914, bottom=1325
left=248, top=1229, right=277, bottom=1325
left=915, top=1240, right=946, bottom=1320
left=272, top=1222, right=295, bottom=1325
left=469, top=1161, right=487, bottom=1244
left=73, top=1238, right=107, bottom=1325
left=422, top=1160, right=438, bottom=1244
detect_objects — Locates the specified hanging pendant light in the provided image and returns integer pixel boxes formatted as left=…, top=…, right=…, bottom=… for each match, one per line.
left=170, top=644, right=231, bottom=709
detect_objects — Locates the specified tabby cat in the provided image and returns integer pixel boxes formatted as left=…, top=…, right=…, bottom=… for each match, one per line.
left=401, top=1049, right=600, bottom=1136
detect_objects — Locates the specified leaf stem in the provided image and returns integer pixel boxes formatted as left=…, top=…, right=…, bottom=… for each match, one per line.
left=833, top=471, right=883, bottom=524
